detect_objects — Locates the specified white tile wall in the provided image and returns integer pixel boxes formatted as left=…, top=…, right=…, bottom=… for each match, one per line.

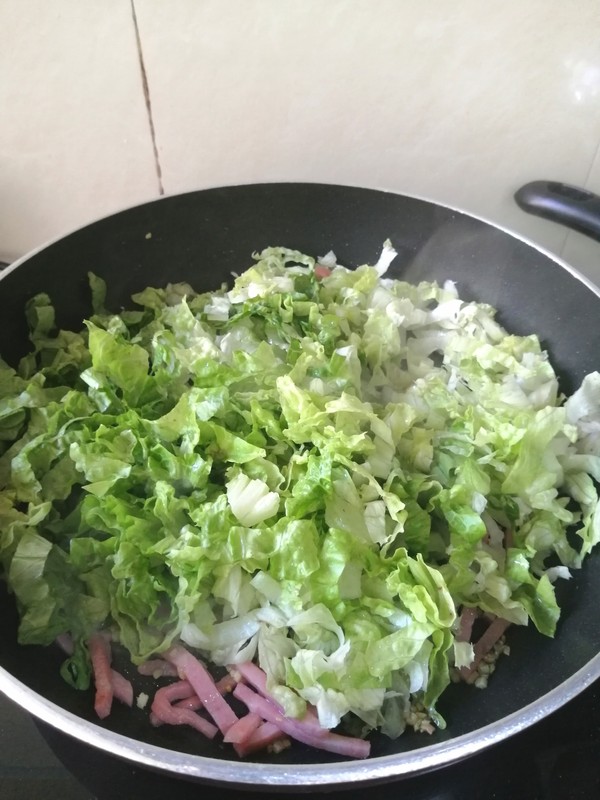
left=2, top=0, right=600, bottom=285
left=0, top=0, right=158, bottom=261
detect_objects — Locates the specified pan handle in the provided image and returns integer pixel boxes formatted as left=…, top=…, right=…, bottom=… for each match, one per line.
left=514, top=180, right=600, bottom=242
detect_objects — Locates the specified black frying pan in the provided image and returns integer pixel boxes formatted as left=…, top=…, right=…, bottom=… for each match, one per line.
left=1, top=182, right=599, bottom=789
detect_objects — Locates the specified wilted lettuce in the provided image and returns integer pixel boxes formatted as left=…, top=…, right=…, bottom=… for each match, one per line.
left=1, top=245, right=599, bottom=737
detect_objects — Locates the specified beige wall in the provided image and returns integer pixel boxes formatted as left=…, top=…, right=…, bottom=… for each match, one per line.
left=2, top=0, right=600, bottom=284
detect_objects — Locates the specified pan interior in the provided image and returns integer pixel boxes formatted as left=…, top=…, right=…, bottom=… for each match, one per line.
left=1, top=184, right=599, bottom=780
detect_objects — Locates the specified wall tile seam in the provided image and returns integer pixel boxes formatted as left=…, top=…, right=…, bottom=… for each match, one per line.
left=130, top=0, right=164, bottom=196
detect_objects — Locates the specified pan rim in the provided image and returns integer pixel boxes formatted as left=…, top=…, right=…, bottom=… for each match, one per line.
left=1, top=652, right=600, bottom=787
left=2, top=181, right=599, bottom=300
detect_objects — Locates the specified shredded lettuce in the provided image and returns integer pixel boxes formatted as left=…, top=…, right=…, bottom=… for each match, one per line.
left=1, top=244, right=599, bottom=738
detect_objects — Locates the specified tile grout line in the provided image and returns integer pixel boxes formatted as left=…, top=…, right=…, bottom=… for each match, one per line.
left=559, top=128, right=600, bottom=258
left=130, top=0, right=164, bottom=196
left=581, top=129, right=600, bottom=190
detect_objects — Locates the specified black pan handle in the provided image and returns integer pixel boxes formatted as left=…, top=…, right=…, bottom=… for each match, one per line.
left=514, top=180, right=600, bottom=242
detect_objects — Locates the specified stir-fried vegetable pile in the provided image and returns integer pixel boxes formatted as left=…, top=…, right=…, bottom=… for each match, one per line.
left=1, top=244, right=600, bottom=747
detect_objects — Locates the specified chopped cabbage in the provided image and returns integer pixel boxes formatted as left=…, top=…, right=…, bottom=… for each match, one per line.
left=1, top=244, right=599, bottom=736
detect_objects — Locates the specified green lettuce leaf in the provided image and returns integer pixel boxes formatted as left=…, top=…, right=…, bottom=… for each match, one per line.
left=0, top=247, right=599, bottom=742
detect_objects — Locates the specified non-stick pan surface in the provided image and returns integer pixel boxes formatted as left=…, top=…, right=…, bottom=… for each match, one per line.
left=1, top=183, right=599, bottom=789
